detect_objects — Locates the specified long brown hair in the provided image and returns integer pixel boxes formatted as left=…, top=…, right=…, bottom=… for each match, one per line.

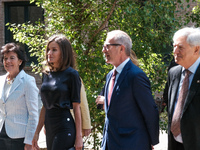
left=130, top=50, right=139, bottom=67
left=43, top=34, right=76, bottom=72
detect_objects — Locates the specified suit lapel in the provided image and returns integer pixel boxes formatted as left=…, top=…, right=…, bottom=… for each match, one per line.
left=107, top=60, right=131, bottom=111
left=115, top=61, right=130, bottom=89
left=183, top=63, right=200, bottom=113
left=169, top=66, right=182, bottom=115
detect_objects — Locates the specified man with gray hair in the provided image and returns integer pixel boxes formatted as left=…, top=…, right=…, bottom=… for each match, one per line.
left=167, top=27, right=200, bottom=150
left=101, top=30, right=159, bottom=150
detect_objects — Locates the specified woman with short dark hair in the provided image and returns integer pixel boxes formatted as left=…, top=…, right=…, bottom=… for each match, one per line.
left=0, top=43, right=39, bottom=150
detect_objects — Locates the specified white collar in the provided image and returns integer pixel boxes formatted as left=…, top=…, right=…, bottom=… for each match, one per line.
left=183, top=57, right=200, bottom=74
left=114, top=58, right=130, bottom=74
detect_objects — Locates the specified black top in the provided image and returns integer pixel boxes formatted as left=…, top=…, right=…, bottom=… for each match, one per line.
left=41, top=67, right=81, bottom=109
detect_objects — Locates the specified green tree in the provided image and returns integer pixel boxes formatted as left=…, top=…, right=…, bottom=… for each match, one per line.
left=7, top=0, right=197, bottom=149
left=185, top=0, right=200, bottom=26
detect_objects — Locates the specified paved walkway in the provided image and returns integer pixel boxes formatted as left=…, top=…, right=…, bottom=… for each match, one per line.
left=154, top=131, right=168, bottom=150
left=38, top=129, right=168, bottom=150
left=38, top=127, right=47, bottom=149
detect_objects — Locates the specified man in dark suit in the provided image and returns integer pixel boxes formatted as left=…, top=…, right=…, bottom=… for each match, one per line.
left=167, top=27, right=200, bottom=150
left=101, top=30, right=159, bottom=150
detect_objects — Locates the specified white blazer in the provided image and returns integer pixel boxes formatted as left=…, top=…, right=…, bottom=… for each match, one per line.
left=0, top=70, right=39, bottom=145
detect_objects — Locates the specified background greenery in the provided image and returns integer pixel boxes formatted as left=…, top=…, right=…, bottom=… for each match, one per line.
left=7, top=0, right=200, bottom=149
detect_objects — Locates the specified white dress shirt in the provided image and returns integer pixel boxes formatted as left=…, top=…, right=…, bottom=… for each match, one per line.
left=174, top=57, right=200, bottom=143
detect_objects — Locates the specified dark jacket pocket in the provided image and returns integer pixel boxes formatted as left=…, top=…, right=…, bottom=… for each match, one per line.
left=118, top=127, right=136, bottom=135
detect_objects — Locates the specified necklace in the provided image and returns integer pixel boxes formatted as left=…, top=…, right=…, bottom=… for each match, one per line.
left=6, top=77, right=15, bottom=85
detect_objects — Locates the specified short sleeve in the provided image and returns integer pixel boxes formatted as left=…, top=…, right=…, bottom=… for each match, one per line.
left=70, top=71, right=81, bottom=103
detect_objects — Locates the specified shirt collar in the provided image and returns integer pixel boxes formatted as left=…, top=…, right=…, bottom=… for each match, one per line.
left=182, top=57, right=200, bottom=74
left=114, top=58, right=130, bottom=74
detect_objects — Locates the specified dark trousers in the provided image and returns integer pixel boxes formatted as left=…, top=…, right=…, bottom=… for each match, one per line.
left=0, top=124, right=25, bottom=150
left=105, top=142, right=109, bottom=150
left=45, top=109, right=76, bottom=150
left=168, top=133, right=185, bottom=150
left=174, top=141, right=185, bottom=150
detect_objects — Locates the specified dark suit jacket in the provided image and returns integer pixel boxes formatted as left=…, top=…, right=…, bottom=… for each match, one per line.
left=167, top=64, right=200, bottom=150
left=101, top=60, right=159, bottom=150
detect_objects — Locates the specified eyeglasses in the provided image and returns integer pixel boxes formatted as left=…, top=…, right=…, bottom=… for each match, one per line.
left=103, top=44, right=121, bottom=50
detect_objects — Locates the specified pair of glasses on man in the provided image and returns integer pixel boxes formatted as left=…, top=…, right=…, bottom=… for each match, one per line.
left=103, top=44, right=121, bottom=50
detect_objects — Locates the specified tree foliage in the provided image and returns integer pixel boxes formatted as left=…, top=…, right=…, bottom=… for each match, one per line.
left=7, top=0, right=200, bottom=149
left=186, top=0, right=200, bottom=26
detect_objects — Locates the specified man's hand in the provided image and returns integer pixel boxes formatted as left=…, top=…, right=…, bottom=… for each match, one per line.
left=95, top=95, right=105, bottom=105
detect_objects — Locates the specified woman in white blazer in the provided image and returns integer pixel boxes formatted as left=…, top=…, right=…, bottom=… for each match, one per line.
left=0, top=43, right=39, bottom=150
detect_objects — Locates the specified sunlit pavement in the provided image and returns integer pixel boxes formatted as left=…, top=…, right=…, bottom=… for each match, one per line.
left=38, top=127, right=46, bottom=149
left=154, top=131, right=168, bottom=150
left=38, top=129, right=168, bottom=150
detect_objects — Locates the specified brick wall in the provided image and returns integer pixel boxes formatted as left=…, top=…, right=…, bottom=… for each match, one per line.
left=0, top=0, right=42, bottom=88
left=0, top=0, right=4, bottom=48
left=0, top=0, right=30, bottom=47
left=0, top=62, right=42, bottom=89
left=22, top=66, right=42, bottom=89
left=175, top=0, right=198, bottom=26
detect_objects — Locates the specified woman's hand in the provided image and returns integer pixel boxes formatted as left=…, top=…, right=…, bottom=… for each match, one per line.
left=32, top=132, right=40, bottom=150
left=83, top=129, right=91, bottom=137
left=32, top=106, right=45, bottom=150
left=24, top=144, right=33, bottom=150
left=75, top=135, right=83, bottom=150
left=73, top=103, right=83, bottom=150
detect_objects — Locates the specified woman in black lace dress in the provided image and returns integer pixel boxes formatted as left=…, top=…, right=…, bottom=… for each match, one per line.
left=32, top=35, right=83, bottom=150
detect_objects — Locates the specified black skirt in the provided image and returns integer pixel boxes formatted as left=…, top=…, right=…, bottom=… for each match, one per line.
left=45, top=108, right=76, bottom=150
left=0, top=123, right=25, bottom=150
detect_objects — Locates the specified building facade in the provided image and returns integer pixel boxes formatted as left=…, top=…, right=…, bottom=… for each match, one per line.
left=0, top=0, right=43, bottom=87
left=0, top=0, right=198, bottom=86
